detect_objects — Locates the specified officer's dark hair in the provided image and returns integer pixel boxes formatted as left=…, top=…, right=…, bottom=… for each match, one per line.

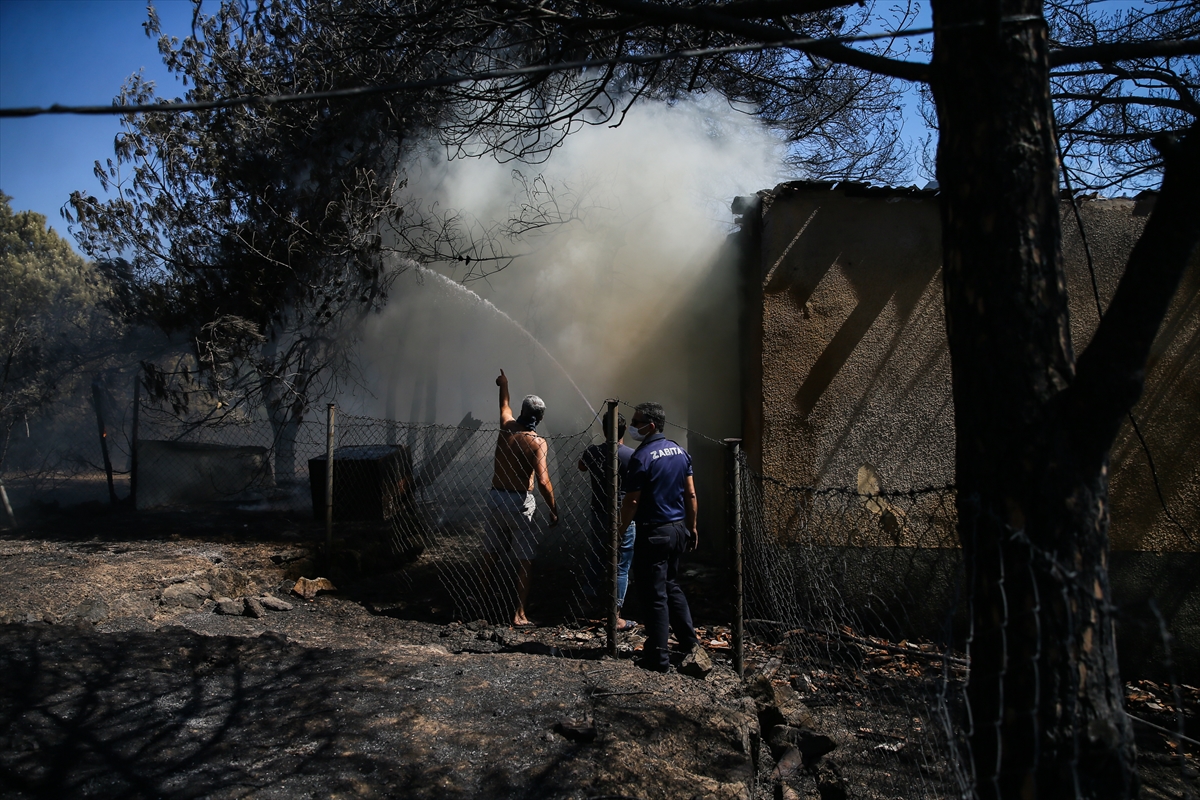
left=634, top=402, right=666, bottom=432
left=603, top=412, right=627, bottom=440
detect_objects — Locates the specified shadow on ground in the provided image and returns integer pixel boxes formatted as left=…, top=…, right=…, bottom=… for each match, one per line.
left=0, top=623, right=753, bottom=800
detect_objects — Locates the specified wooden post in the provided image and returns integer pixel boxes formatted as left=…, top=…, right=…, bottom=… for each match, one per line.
left=92, top=377, right=117, bottom=507
left=325, top=403, right=336, bottom=564
left=1, top=424, right=16, bottom=527
left=725, top=438, right=744, bottom=677
left=606, top=399, right=620, bottom=658
left=0, top=479, right=14, bottom=528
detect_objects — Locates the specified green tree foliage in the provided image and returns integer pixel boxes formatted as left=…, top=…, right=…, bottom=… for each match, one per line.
left=66, top=1, right=441, bottom=477
left=0, top=194, right=119, bottom=468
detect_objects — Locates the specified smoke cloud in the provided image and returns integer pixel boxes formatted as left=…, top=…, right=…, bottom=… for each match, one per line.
left=352, top=95, right=785, bottom=436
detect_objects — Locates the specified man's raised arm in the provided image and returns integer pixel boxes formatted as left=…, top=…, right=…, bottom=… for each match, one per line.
left=496, top=369, right=516, bottom=428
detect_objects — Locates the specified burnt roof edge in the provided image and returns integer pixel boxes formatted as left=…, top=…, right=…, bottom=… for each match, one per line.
left=738, top=180, right=1160, bottom=219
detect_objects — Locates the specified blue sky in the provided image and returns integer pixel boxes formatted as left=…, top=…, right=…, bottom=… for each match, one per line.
left=0, top=0, right=195, bottom=240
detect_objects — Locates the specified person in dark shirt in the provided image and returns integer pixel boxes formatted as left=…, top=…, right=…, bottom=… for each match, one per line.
left=578, top=412, right=637, bottom=631
left=618, top=402, right=701, bottom=672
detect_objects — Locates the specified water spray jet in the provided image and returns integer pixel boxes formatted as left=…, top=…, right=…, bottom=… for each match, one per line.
left=412, top=265, right=597, bottom=419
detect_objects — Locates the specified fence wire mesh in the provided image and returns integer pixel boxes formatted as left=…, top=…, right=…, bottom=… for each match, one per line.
left=134, top=402, right=327, bottom=512
left=336, top=412, right=603, bottom=626
left=16, top=390, right=1192, bottom=799
left=734, top=448, right=968, bottom=799
left=132, top=397, right=610, bottom=626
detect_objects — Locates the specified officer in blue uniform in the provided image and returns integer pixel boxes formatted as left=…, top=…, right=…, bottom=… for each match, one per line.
left=618, top=402, right=701, bottom=672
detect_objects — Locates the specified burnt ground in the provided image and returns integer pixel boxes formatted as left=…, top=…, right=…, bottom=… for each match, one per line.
left=0, top=506, right=1196, bottom=800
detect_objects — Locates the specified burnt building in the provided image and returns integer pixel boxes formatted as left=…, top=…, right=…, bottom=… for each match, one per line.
left=723, top=181, right=1200, bottom=678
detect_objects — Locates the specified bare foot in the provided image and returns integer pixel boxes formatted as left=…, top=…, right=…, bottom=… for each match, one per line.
left=513, top=612, right=532, bottom=627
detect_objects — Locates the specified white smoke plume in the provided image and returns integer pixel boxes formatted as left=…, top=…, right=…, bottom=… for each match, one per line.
left=352, top=95, right=786, bottom=435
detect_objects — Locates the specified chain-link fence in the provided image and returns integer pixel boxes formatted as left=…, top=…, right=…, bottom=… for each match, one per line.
left=134, top=401, right=327, bottom=512
left=137, top=398, right=1179, bottom=799
left=10, top=387, right=1194, bottom=799
left=131, top=396, right=611, bottom=627
left=726, top=442, right=1197, bottom=799
left=334, top=411, right=603, bottom=626
left=726, top=441, right=968, bottom=798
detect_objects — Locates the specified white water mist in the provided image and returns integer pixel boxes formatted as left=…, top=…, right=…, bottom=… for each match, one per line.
left=354, top=95, right=786, bottom=435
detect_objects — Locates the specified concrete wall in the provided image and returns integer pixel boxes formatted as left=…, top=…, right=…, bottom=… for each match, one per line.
left=739, top=181, right=1200, bottom=679
left=746, top=183, right=951, bottom=496
left=1069, top=196, right=1200, bottom=552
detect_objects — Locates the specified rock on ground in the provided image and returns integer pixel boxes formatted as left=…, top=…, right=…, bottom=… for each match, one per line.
left=159, top=581, right=207, bottom=609
left=243, top=596, right=266, bottom=618
left=292, top=576, right=336, bottom=600
left=681, top=641, right=715, bottom=678
left=214, top=597, right=242, bottom=615
left=258, top=595, right=293, bottom=612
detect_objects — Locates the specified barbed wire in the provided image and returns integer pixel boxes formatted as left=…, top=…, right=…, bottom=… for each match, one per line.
left=616, top=398, right=955, bottom=497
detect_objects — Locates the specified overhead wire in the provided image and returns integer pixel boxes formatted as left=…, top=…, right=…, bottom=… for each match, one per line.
left=0, top=16, right=1058, bottom=119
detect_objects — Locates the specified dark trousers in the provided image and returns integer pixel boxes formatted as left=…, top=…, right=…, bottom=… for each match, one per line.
left=633, top=520, right=698, bottom=670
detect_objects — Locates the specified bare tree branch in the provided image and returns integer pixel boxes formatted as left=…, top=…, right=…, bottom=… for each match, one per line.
left=592, top=0, right=931, bottom=80
left=1050, top=37, right=1200, bottom=67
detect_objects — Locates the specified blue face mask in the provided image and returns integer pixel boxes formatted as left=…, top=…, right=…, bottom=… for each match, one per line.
left=628, top=423, right=647, bottom=442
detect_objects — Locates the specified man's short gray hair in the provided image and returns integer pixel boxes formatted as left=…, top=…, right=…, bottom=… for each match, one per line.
left=521, top=395, right=546, bottom=421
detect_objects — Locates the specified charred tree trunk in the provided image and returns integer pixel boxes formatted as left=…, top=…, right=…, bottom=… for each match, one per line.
left=267, top=395, right=303, bottom=485
left=91, top=376, right=118, bottom=507
left=931, top=2, right=1200, bottom=797
left=260, top=336, right=312, bottom=486
left=0, top=421, right=15, bottom=527
left=129, top=374, right=140, bottom=508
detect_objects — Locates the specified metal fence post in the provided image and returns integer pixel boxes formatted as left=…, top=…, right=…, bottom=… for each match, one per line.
left=325, top=403, right=336, bottom=564
left=606, top=399, right=620, bottom=657
left=725, top=438, right=744, bottom=677
left=385, top=375, right=397, bottom=447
